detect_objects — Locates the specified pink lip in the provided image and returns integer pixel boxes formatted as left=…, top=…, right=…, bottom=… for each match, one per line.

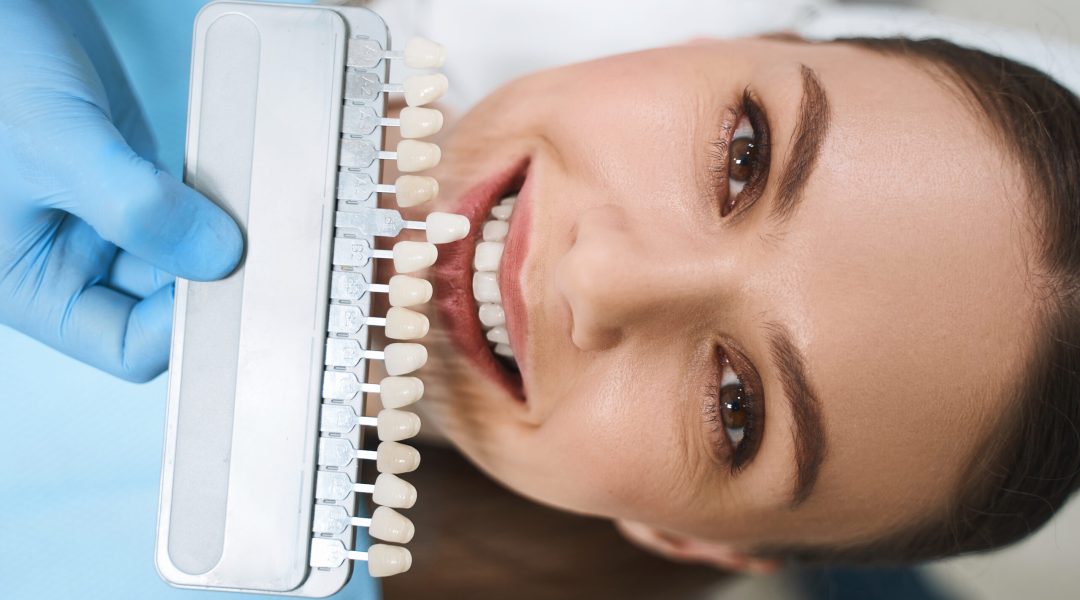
left=499, top=175, right=532, bottom=378
left=432, top=158, right=530, bottom=401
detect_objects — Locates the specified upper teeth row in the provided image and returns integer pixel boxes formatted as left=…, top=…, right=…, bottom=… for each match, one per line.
left=472, top=196, right=518, bottom=363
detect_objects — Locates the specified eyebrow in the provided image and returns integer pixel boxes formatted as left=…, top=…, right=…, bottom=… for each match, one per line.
left=764, top=322, right=828, bottom=509
left=770, top=64, right=831, bottom=224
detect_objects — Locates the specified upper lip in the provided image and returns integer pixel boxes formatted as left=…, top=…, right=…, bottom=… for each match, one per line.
left=432, top=158, right=530, bottom=401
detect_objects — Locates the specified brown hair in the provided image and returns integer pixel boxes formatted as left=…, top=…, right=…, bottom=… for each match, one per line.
left=759, top=36, right=1080, bottom=565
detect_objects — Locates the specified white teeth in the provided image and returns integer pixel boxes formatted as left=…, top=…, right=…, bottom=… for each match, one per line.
left=472, top=271, right=501, bottom=303
left=478, top=303, right=505, bottom=327
left=473, top=241, right=504, bottom=271
left=471, top=196, right=520, bottom=370
left=486, top=327, right=509, bottom=345
left=483, top=220, right=508, bottom=242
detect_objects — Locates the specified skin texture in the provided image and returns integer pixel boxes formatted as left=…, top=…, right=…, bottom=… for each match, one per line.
left=373, top=37, right=1041, bottom=565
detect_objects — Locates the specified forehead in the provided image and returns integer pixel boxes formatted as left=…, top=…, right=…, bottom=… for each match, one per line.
left=753, top=43, right=1038, bottom=535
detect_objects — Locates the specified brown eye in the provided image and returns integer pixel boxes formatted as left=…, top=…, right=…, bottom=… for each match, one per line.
left=729, top=136, right=757, bottom=183
left=718, top=361, right=749, bottom=446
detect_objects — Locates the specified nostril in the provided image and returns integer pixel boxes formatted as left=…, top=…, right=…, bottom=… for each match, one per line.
left=556, top=244, right=624, bottom=352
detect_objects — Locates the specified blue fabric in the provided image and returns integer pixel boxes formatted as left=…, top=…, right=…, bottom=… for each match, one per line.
left=0, top=1, right=379, bottom=598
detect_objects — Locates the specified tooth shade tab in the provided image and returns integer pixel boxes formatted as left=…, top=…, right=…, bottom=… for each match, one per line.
left=388, top=275, right=432, bottom=307
left=369, top=506, right=416, bottom=544
left=379, top=376, right=425, bottom=408
left=394, top=175, right=439, bottom=207
left=425, top=212, right=471, bottom=244
left=392, top=241, right=437, bottom=273
left=338, top=138, right=441, bottom=172
left=367, top=544, right=413, bottom=578
left=373, top=473, right=418, bottom=509
left=336, top=208, right=468, bottom=245
left=398, top=106, right=444, bottom=138
left=382, top=306, right=429, bottom=340
left=377, top=408, right=421, bottom=442
left=336, top=172, right=439, bottom=208
left=376, top=441, right=421, bottom=474
left=403, top=36, right=447, bottom=68
left=308, top=538, right=413, bottom=577
left=396, top=139, right=441, bottom=172
left=315, top=470, right=418, bottom=508
left=345, top=71, right=448, bottom=108
left=383, top=343, right=428, bottom=375
left=312, top=505, right=415, bottom=545
left=347, top=36, right=446, bottom=70
left=402, top=73, right=449, bottom=106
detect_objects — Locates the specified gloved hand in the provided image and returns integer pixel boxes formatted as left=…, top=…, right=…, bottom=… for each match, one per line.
left=0, top=0, right=242, bottom=382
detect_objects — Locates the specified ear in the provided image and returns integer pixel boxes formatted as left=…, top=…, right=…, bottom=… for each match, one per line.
left=615, top=520, right=781, bottom=575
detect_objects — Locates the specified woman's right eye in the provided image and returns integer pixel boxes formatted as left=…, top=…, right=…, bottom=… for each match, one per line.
left=714, top=90, right=771, bottom=218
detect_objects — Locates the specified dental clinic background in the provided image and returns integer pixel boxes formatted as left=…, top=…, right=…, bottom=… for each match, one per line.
left=2, top=1, right=1079, bottom=599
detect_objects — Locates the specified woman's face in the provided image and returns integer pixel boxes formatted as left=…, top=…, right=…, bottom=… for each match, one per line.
left=392, top=38, right=1039, bottom=550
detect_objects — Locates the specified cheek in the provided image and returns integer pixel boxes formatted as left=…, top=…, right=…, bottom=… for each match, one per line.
left=492, top=350, right=703, bottom=523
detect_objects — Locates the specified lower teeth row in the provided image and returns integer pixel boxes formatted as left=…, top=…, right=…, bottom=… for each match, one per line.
left=472, top=195, right=519, bottom=368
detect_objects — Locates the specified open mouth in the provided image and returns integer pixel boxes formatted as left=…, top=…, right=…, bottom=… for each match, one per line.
left=432, top=158, right=530, bottom=402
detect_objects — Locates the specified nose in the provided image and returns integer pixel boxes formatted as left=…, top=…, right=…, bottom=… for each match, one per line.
left=555, top=204, right=719, bottom=351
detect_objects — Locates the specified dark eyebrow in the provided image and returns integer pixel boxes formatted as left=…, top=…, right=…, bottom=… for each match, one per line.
left=764, top=322, right=827, bottom=509
left=770, top=64, right=831, bottom=224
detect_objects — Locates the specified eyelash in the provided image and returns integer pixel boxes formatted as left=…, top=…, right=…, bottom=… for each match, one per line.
left=704, top=351, right=764, bottom=474
left=708, top=88, right=771, bottom=220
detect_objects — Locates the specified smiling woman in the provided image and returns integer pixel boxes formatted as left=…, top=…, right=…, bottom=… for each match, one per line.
left=365, top=34, right=1080, bottom=570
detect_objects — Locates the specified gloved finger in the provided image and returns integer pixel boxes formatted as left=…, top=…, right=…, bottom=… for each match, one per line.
left=58, top=283, right=174, bottom=383
left=51, top=0, right=157, bottom=162
left=47, top=117, right=243, bottom=282
left=106, top=250, right=175, bottom=299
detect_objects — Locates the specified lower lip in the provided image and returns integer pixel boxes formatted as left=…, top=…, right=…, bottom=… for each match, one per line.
left=432, top=159, right=529, bottom=401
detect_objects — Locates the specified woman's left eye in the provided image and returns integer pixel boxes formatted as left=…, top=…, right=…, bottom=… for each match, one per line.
left=718, top=360, right=750, bottom=448
left=705, top=354, right=763, bottom=473
left=727, top=117, right=758, bottom=202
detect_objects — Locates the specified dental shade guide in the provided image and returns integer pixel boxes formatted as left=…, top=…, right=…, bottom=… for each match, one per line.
left=156, top=2, right=458, bottom=595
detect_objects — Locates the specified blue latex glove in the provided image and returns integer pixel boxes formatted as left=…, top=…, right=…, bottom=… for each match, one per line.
left=0, top=0, right=242, bottom=382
